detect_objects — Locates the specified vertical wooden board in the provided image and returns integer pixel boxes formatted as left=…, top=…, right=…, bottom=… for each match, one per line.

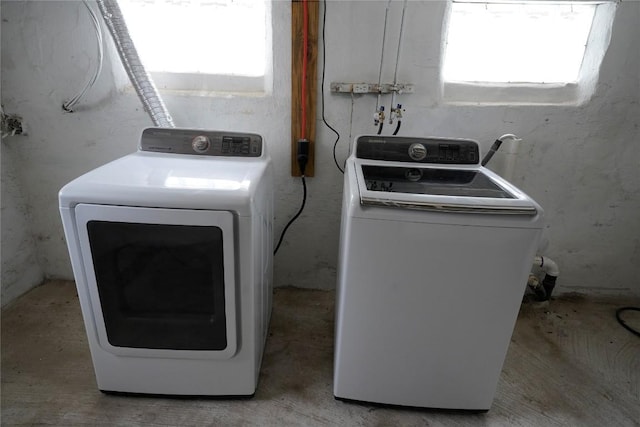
left=291, top=0, right=319, bottom=177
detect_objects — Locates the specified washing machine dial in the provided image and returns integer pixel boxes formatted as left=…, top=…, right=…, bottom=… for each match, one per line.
left=192, top=135, right=211, bottom=153
left=408, top=143, right=427, bottom=161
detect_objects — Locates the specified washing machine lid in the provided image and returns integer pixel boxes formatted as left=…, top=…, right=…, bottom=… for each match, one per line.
left=59, top=151, right=270, bottom=215
left=354, top=160, right=538, bottom=215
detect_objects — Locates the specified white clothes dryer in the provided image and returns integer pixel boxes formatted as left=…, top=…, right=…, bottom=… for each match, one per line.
left=334, top=135, right=543, bottom=411
left=59, top=128, right=273, bottom=396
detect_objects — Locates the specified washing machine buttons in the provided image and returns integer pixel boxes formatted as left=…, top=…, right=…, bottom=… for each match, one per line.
left=192, top=135, right=211, bottom=153
left=408, top=143, right=427, bottom=161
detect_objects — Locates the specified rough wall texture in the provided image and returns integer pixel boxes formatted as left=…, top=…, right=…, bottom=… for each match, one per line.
left=1, top=141, right=44, bottom=306
left=1, top=0, right=638, bottom=304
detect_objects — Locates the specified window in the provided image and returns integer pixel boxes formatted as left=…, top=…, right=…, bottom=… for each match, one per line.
left=118, top=0, right=271, bottom=94
left=442, top=1, right=617, bottom=104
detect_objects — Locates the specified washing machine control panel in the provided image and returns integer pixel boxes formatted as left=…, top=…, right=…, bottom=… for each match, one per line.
left=140, top=128, right=263, bottom=157
left=356, top=135, right=479, bottom=164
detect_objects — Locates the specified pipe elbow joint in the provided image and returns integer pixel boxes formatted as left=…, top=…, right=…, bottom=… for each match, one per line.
left=498, top=134, right=522, bottom=143
left=534, top=255, right=560, bottom=277
left=532, top=255, right=560, bottom=301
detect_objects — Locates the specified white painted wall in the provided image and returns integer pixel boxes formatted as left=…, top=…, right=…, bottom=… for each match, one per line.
left=1, top=140, right=45, bottom=306
left=1, top=0, right=638, bottom=304
left=1, top=3, right=45, bottom=307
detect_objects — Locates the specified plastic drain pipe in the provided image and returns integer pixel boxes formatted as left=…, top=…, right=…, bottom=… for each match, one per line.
left=530, top=256, right=560, bottom=301
left=96, top=0, right=175, bottom=128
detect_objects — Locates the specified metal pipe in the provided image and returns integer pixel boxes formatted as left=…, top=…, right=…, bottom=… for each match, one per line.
left=375, top=0, right=392, bottom=118
left=390, top=0, right=408, bottom=119
left=96, top=0, right=175, bottom=128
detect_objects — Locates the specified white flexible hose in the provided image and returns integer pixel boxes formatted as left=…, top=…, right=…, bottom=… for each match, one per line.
left=482, top=133, right=523, bottom=166
left=63, top=1, right=104, bottom=112
left=498, top=134, right=522, bottom=143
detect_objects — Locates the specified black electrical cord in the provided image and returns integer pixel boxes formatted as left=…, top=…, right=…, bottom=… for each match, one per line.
left=321, top=0, right=343, bottom=174
left=615, top=307, right=640, bottom=337
left=273, top=176, right=307, bottom=255
left=377, top=122, right=384, bottom=135
left=274, top=138, right=309, bottom=255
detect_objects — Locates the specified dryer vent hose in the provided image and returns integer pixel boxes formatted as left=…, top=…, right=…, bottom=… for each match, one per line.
left=96, top=0, right=175, bottom=128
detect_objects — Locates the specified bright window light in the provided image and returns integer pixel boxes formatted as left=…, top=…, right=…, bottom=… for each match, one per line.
left=443, top=2, right=597, bottom=84
left=118, top=0, right=266, bottom=77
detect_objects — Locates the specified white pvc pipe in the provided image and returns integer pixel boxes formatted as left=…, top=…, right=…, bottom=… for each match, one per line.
left=533, top=255, right=560, bottom=277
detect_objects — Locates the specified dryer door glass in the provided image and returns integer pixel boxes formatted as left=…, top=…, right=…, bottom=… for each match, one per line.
left=86, top=221, right=228, bottom=351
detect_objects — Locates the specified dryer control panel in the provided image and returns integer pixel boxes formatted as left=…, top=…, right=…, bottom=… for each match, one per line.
left=140, top=128, right=263, bottom=157
left=356, top=135, right=479, bottom=165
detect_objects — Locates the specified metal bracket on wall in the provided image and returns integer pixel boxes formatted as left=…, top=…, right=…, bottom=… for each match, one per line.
left=330, top=82, right=415, bottom=94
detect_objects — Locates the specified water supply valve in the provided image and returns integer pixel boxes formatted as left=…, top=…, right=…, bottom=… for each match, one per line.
left=390, top=104, right=403, bottom=124
left=374, top=106, right=385, bottom=126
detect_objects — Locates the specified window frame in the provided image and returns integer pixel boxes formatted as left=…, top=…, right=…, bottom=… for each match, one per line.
left=441, top=0, right=618, bottom=105
left=118, top=0, right=273, bottom=96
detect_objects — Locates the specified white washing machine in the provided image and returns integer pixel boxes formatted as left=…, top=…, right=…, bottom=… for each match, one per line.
left=334, top=135, right=543, bottom=411
left=59, top=127, right=273, bottom=396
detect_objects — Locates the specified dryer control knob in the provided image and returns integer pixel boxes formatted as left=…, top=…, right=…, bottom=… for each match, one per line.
left=408, top=143, right=427, bottom=161
left=192, top=135, right=211, bottom=153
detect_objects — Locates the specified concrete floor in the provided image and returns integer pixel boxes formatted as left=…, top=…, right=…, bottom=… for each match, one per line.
left=2, top=280, right=639, bottom=426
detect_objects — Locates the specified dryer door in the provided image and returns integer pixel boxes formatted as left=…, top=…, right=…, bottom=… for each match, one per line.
left=75, top=204, right=237, bottom=359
